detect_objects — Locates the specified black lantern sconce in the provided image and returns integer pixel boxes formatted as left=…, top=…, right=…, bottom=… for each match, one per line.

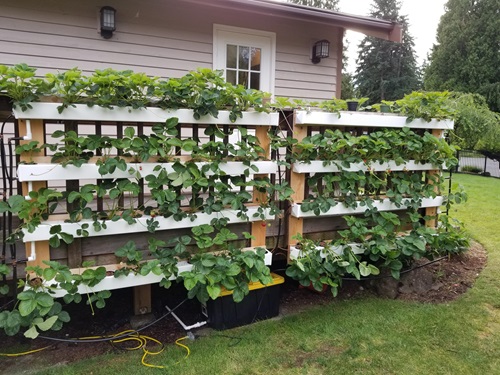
left=311, top=40, right=330, bottom=64
left=100, top=6, right=116, bottom=39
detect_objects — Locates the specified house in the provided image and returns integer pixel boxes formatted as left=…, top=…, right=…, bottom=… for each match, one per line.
left=0, top=0, right=402, bottom=102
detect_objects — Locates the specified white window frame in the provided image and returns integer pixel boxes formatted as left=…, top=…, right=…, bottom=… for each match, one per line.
left=213, top=24, right=276, bottom=95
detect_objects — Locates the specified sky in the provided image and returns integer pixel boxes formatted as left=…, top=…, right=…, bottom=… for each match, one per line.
left=337, top=0, right=448, bottom=73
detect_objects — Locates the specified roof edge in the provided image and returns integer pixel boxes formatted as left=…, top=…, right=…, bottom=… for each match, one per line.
left=184, top=0, right=403, bottom=42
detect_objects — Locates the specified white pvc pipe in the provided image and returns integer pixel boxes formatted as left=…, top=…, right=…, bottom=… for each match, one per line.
left=27, top=241, right=36, bottom=261
left=23, top=119, right=32, bottom=140
left=165, top=304, right=207, bottom=331
left=24, top=181, right=33, bottom=200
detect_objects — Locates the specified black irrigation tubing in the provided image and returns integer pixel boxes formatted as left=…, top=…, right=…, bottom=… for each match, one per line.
left=0, top=298, right=15, bottom=311
left=1, top=116, right=19, bottom=287
left=37, top=298, right=188, bottom=344
left=7, top=137, right=17, bottom=263
left=271, top=255, right=448, bottom=282
left=1, top=115, right=14, bottom=293
left=340, top=255, right=448, bottom=281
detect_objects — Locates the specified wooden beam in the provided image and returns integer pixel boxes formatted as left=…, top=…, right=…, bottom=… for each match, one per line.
left=251, top=126, right=271, bottom=247
left=133, top=285, right=152, bottom=315
left=290, top=122, right=308, bottom=204
left=425, top=129, right=444, bottom=228
left=287, top=114, right=309, bottom=261
left=64, top=121, right=83, bottom=268
left=18, top=119, right=51, bottom=268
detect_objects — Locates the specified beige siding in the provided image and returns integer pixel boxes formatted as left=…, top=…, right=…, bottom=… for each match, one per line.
left=0, top=0, right=342, bottom=100
left=0, top=0, right=213, bottom=78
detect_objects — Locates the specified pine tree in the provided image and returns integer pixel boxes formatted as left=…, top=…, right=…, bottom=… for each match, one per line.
left=288, top=0, right=339, bottom=10
left=424, top=0, right=500, bottom=111
left=354, top=0, right=421, bottom=103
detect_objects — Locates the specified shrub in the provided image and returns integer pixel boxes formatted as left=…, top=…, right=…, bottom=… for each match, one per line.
left=460, top=165, right=483, bottom=174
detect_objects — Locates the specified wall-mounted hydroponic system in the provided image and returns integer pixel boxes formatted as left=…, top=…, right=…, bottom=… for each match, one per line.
left=0, top=67, right=467, bottom=338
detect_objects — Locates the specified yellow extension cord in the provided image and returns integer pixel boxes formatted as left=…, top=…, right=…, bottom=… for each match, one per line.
left=0, top=346, right=53, bottom=357
left=0, top=330, right=190, bottom=369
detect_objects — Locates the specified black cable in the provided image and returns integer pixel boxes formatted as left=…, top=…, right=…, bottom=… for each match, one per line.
left=7, top=136, right=16, bottom=262
left=340, top=255, right=448, bottom=281
left=250, top=283, right=269, bottom=325
left=37, top=297, right=188, bottom=344
left=271, top=121, right=292, bottom=253
left=195, top=333, right=243, bottom=347
left=0, top=115, right=14, bottom=298
left=0, top=298, right=15, bottom=311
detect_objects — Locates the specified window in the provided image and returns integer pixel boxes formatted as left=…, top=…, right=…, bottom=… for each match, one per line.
left=213, top=25, right=275, bottom=94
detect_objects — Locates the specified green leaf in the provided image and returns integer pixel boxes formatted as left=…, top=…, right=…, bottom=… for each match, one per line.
left=359, top=262, right=371, bottom=277
left=226, top=263, right=241, bottom=277
left=19, top=299, right=37, bottom=316
left=57, top=310, right=71, bottom=323
left=201, top=258, right=216, bottom=268
left=7, top=195, right=26, bottom=213
left=49, top=235, right=61, bottom=248
left=243, top=257, right=255, bottom=268
left=232, top=287, right=246, bottom=303
left=124, top=127, right=135, bottom=138
left=35, top=315, right=58, bottom=331
left=24, top=325, right=39, bottom=339
left=35, top=292, right=54, bottom=308
left=221, top=278, right=237, bottom=290
left=183, top=275, right=197, bottom=291
left=59, top=232, right=74, bottom=244
left=368, top=264, right=380, bottom=275
left=42, top=268, right=57, bottom=281
left=206, top=284, right=221, bottom=300
left=4, top=310, right=21, bottom=336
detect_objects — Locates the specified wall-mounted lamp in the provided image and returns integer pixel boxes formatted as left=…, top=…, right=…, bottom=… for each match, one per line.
left=100, top=6, right=116, bottom=39
left=311, top=40, right=330, bottom=64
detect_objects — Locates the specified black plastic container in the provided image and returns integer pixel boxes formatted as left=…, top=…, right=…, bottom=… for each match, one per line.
left=206, top=273, right=284, bottom=330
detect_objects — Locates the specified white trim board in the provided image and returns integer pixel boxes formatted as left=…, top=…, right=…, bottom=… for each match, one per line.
left=289, top=244, right=364, bottom=259
left=295, top=111, right=454, bottom=130
left=18, top=161, right=278, bottom=182
left=291, top=196, right=444, bottom=218
left=43, top=247, right=272, bottom=298
left=292, top=160, right=438, bottom=174
left=22, top=207, right=274, bottom=242
left=13, top=103, right=279, bottom=126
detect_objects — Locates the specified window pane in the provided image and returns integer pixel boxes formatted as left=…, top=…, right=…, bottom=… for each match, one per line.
left=250, top=72, right=260, bottom=90
left=250, top=48, right=261, bottom=71
left=226, top=70, right=236, bottom=85
left=227, top=45, right=237, bottom=69
left=238, top=46, right=249, bottom=69
left=238, top=71, right=249, bottom=88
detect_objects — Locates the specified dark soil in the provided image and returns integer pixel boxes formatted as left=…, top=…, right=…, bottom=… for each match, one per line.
left=0, top=242, right=487, bottom=374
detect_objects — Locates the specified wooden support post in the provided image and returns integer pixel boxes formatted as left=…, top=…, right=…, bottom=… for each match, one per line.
left=251, top=126, right=271, bottom=247
left=19, top=119, right=51, bottom=268
left=64, top=121, right=83, bottom=268
left=287, top=117, right=309, bottom=262
left=133, top=285, right=152, bottom=315
left=425, top=129, right=444, bottom=228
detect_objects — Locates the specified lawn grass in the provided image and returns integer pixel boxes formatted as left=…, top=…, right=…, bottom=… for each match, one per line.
left=31, top=174, right=500, bottom=375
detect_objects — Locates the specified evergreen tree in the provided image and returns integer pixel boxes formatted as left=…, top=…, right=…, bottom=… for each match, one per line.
left=341, top=73, right=356, bottom=100
left=354, top=0, right=421, bottom=103
left=424, top=0, right=500, bottom=112
left=288, top=0, right=339, bottom=10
